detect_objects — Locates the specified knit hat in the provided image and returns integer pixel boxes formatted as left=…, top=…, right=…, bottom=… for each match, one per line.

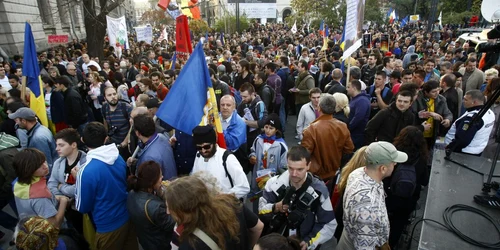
left=264, top=113, right=282, bottom=132
left=16, top=216, right=59, bottom=250
left=192, top=125, right=216, bottom=145
left=366, top=141, right=408, bottom=166
left=141, top=65, right=149, bottom=73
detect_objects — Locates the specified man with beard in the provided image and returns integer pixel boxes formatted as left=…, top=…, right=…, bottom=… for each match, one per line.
left=101, top=87, right=132, bottom=158
left=190, top=125, right=250, bottom=199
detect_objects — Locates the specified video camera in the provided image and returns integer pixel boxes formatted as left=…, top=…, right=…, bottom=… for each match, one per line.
left=487, top=25, right=500, bottom=39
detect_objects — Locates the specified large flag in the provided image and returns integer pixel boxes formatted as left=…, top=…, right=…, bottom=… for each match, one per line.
left=340, top=24, right=346, bottom=73
left=291, top=21, right=297, bottom=34
left=400, top=16, right=409, bottom=28
left=23, top=22, right=48, bottom=126
left=386, top=7, right=393, bottom=18
left=220, top=31, right=225, bottom=46
left=156, top=42, right=226, bottom=148
left=389, top=10, right=396, bottom=24
left=170, top=52, right=177, bottom=70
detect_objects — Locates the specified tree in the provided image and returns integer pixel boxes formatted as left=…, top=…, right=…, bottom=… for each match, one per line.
left=290, top=0, right=344, bottom=27
left=364, top=0, right=383, bottom=24
left=83, top=0, right=125, bottom=59
left=140, top=9, right=174, bottom=28
left=214, top=15, right=250, bottom=34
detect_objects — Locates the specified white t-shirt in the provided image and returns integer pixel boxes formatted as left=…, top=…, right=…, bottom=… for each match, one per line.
left=0, top=76, right=12, bottom=90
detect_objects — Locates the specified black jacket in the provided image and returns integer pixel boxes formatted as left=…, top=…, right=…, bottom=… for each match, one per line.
left=365, top=102, right=415, bottom=144
left=326, top=80, right=347, bottom=95
left=127, top=191, right=175, bottom=250
left=441, top=87, right=459, bottom=123
left=62, top=87, right=88, bottom=128
left=126, top=67, right=139, bottom=82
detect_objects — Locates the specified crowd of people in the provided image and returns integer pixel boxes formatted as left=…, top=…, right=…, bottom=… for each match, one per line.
left=0, top=19, right=499, bottom=250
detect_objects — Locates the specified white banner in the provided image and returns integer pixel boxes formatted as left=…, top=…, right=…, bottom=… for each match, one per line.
left=106, top=15, right=129, bottom=58
left=135, top=26, right=153, bottom=44
left=228, top=3, right=276, bottom=19
left=343, top=0, right=365, bottom=57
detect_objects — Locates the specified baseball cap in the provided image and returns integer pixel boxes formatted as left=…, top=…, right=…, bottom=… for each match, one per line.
left=8, top=107, right=36, bottom=120
left=264, top=113, right=282, bottom=132
left=365, top=141, right=408, bottom=166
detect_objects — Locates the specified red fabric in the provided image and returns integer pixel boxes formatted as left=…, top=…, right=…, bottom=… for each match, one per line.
left=175, top=16, right=193, bottom=55
left=157, top=0, right=170, bottom=10
left=156, top=83, right=170, bottom=101
left=29, top=177, right=52, bottom=199
left=217, top=132, right=226, bottom=149
left=392, top=83, right=401, bottom=95
left=189, top=0, right=201, bottom=20
left=54, top=122, right=68, bottom=132
left=331, top=185, right=340, bottom=208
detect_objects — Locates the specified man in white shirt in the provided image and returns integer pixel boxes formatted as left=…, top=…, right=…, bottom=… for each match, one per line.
left=81, top=54, right=101, bottom=74
left=0, top=64, right=11, bottom=90
left=191, top=125, right=250, bottom=199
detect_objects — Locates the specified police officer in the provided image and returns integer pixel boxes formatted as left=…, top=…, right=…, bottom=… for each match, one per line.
left=259, top=145, right=336, bottom=250
left=445, top=90, right=495, bottom=155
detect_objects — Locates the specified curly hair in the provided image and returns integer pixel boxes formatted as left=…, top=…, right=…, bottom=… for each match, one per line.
left=165, top=176, right=240, bottom=250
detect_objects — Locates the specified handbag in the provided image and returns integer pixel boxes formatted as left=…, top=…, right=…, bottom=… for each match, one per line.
left=144, top=199, right=156, bottom=226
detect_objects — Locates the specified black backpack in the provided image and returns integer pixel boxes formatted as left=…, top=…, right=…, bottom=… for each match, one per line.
left=390, top=161, right=418, bottom=198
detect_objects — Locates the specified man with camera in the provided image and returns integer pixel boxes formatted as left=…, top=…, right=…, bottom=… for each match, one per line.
left=259, top=145, right=336, bottom=250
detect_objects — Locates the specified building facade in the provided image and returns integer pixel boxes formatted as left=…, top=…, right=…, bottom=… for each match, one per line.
left=0, top=0, right=135, bottom=58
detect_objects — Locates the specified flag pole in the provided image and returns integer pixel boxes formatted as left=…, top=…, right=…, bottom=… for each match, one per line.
left=346, top=57, right=351, bottom=84
left=21, top=76, right=27, bottom=103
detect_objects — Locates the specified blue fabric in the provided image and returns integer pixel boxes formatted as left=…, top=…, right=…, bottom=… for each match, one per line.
left=157, top=42, right=212, bottom=134
left=136, top=133, right=177, bottom=180
left=49, top=90, right=66, bottom=123
left=172, top=129, right=197, bottom=175
left=223, top=111, right=247, bottom=151
left=23, top=23, right=41, bottom=97
left=348, top=93, right=371, bottom=136
left=27, top=123, right=57, bottom=168
left=76, top=156, right=129, bottom=233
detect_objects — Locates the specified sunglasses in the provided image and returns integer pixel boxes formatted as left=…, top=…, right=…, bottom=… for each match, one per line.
left=196, top=144, right=212, bottom=151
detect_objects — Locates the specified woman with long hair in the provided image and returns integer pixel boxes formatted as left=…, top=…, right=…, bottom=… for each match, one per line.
left=127, top=161, right=175, bottom=250
left=333, top=146, right=368, bottom=241
left=138, top=78, right=157, bottom=98
left=87, top=72, right=105, bottom=123
left=165, top=176, right=241, bottom=250
left=385, top=126, right=429, bottom=248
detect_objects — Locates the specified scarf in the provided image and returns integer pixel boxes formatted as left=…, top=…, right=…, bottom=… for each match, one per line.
left=14, top=177, right=52, bottom=200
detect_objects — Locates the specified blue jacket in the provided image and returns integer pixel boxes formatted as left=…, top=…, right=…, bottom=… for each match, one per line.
left=223, top=111, right=247, bottom=151
left=348, top=93, right=371, bottom=136
left=75, top=144, right=129, bottom=233
left=277, top=67, right=291, bottom=97
left=136, top=133, right=177, bottom=180
left=27, top=123, right=58, bottom=168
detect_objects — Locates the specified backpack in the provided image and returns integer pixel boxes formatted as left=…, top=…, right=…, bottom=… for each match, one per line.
left=222, top=150, right=234, bottom=187
left=368, top=85, right=390, bottom=99
left=390, top=161, right=418, bottom=198
left=263, top=85, right=276, bottom=111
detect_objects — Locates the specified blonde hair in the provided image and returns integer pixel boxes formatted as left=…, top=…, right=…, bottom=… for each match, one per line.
left=337, top=146, right=368, bottom=194
left=332, top=93, right=350, bottom=117
left=485, top=68, right=499, bottom=78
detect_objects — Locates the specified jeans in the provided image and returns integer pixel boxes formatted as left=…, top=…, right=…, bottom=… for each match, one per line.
left=0, top=197, right=18, bottom=231
left=279, top=97, right=286, bottom=132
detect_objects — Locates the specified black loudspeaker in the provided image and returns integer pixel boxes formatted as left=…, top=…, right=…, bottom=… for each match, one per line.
left=487, top=25, right=500, bottom=39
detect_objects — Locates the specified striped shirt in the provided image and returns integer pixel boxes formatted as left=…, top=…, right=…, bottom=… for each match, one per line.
left=101, top=102, right=132, bottom=144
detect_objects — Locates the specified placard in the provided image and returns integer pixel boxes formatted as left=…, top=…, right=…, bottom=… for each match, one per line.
left=362, top=33, right=372, bottom=48
left=48, top=35, right=69, bottom=44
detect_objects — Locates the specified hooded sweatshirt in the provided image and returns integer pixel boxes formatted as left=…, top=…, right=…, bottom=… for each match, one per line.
left=75, top=144, right=129, bottom=233
left=403, top=45, right=417, bottom=69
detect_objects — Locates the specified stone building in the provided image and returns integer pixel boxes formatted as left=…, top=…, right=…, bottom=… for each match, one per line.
left=0, top=0, right=135, bottom=57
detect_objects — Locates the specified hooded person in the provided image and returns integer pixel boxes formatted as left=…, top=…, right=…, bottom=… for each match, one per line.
left=249, top=113, right=288, bottom=193
left=75, top=122, right=138, bottom=250
left=403, top=45, right=417, bottom=69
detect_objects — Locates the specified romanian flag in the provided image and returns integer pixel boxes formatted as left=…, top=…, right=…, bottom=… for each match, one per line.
left=23, top=22, right=48, bottom=126
left=220, top=31, right=225, bottom=47
left=340, top=24, right=346, bottom=73
left=319, top=20, right=325, bottom=37
left=321, top=24, right=329, bottom=51
left=170, top=52, right=177, bottom=70
left=389, top=9, right=396, bottom=24
left=156, top=42, right=226, bottom=148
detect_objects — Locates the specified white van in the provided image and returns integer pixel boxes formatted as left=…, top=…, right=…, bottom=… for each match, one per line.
left=455, top=29, right=491, bottom=49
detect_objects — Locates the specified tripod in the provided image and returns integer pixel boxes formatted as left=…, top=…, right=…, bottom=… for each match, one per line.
left=444, top=84, right=500, bottom=193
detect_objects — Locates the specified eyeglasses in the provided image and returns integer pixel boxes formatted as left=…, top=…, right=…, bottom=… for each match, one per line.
left=196, top=144, right=212, bottom=151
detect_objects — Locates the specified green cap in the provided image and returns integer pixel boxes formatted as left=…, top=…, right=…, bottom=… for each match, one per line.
left=366, top=141, right=408, bottom=166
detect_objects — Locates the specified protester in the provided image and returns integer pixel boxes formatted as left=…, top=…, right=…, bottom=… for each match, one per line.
left=127, top=161, right=175, bottom=250
left=296, top=88, right=321, bottom=142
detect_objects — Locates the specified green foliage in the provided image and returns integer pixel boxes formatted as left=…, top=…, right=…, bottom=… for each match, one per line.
left=364, top=0, right=383, bottom=24
left=290, top=0, right=344, bottom=27
left=214, top=15, right=250, bottom=33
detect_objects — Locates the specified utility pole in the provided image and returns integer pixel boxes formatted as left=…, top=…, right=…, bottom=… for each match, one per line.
left=236, top=0, right=240, bottom=33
